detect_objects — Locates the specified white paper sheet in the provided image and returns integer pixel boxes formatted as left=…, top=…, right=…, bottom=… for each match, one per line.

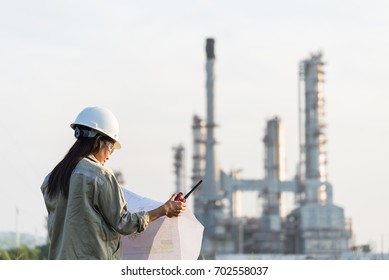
left=121, top=187, right=204, bottom=260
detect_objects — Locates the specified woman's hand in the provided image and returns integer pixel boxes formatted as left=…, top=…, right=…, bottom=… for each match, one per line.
left=148, top=194, right=187, bottom=223
left=165, top=194, right=186, bottom=217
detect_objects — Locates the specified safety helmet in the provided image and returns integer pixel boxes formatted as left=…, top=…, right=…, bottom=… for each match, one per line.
left=70, top=106, right=121, bottom=149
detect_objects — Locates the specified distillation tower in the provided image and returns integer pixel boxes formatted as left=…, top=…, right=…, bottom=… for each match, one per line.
left=173, top=39, right=352, bottom=259
left=172, top=144, right=186, bottom=195
left=284, top=53, right=352, bottom=257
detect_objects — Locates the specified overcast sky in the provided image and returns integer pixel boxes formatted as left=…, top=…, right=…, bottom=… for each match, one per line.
left=1, top=0, right=388, bottom=252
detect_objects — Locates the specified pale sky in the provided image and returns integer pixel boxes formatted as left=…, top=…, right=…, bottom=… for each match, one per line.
left=1, top=0, right=388, bottom=252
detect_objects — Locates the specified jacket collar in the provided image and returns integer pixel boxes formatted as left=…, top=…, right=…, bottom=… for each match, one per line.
left=86, top=154, right=99, bottom=164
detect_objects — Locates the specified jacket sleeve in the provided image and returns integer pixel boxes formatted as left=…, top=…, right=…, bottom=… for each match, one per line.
left=95, top=173, right=150, bottom=235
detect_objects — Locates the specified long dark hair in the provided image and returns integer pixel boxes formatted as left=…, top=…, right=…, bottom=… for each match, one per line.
left=47, top=131, right=111, bottom=200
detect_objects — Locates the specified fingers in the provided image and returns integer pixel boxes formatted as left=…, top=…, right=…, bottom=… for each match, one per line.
left=171, top=193, right=187, bottom=202
left=174, top=201, right=186, bottom=214
left=165, top=200, right=186, bottom=218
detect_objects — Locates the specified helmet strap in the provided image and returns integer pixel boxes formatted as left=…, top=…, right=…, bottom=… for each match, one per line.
left=74, top=127, right=97, bottom=139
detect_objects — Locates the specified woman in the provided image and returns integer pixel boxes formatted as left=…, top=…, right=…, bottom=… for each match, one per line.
left=41, top=106, right=186, bottom=260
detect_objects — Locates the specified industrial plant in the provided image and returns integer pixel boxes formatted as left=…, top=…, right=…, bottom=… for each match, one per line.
left=172, top=38, right=353, bottom=259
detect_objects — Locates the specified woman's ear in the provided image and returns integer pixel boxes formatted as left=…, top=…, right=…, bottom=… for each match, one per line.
left=93, top=135, right=103, bottom=152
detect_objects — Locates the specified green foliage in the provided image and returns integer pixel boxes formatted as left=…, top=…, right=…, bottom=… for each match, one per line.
left=0, top=250, right=11, bottom=260
left=0, top=243, right=49, bottom=260
left=8, top=245, right=37, bottom=259
left=36, top=243, right=49, bottom=260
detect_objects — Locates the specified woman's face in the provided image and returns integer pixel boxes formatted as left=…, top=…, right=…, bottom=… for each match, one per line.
left=94, top=140, right=115, bottom=165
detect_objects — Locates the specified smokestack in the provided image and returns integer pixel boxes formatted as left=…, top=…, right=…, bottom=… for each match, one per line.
left=202, top=38, right=222, bottom=200
left=206, top=38, right=215, bottom=59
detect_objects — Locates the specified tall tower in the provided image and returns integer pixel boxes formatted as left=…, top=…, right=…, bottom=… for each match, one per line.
left=203, top=38, right=222, bottom=200
left=193, top=38, right=227, bottom=259
left=173, top=144, right=186, bottom=194
left=298, top=52, right=329, bottom=204
left=302, top=53, right=327, bottom=182
left=264, top=117, right=286, bottom=181
left=285, top=52, right=351, bottom=258
left=192, top=115, right=206, bottom=184
left=257, top=116, right=286, bottom=253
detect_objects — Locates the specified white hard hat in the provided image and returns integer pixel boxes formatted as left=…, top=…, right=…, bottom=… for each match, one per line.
left=70, top=106, right=121, bottom=149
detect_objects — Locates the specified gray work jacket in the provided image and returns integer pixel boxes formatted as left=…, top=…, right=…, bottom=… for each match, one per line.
left=41, top=155, right=149, bottom=259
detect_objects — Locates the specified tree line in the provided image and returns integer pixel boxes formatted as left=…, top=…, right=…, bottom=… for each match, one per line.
left=0, top=243, right=49, bottom=260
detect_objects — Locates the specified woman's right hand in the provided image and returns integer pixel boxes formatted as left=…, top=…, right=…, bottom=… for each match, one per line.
left=164, top=194, right=187, bottom=218
left=148, top=194, right=187, bottom=223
